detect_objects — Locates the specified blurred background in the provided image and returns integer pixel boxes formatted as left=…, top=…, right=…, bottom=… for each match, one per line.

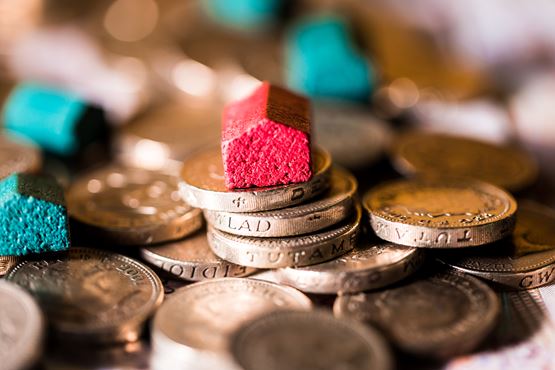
left=1, top=0, right=555, bottom=201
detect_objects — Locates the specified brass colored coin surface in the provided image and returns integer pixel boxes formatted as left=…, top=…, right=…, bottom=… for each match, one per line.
left=0, top=255, right=21, bottom=276
left=203, top=167, right=356, bottom=237
left=230, top=310, right=392, bottom=370
left=67, top=166, right=203, bottom=245
left=274, top=241, right=424, bottom=294
left=364, top=178, right=517, bottom=248
left=179, top=147, right=331, bottom=212
left=439, top=201, right=555, bottom=289
left=391, top=132, right=538, bottom=192
left=207, top=205, right=361, bottom=268
left=334, top=272, right=500, bottom=358
left=0, top=134, right=41, bottom=179
left=141, top=231, right=257, bottom=281
left=6, top=247, right=164, bottom=343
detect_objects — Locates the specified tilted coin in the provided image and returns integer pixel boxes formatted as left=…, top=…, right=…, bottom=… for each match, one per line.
left=151, top=278, right=311, bottom=370
left=141, top=230, right=257, bottom=281
left=230, top=310, right=392, bottom=370
left=67, top=166, right=203, bottom=245
left=0, top=134, right=41, bottom=179
left=274, top=240, right=425, bottom=294
left=207, top=205, right=361, bottom=268
left=391, top=132, right=538, bottom=192
left=204, top=167, right=356, bottom=237
left=6, top=247, right=164, bottom=343
left=334, top=272, right=500, bottom=358
left=0, top=255, right=21, bottom=276
left=364, top=178, right=517, bottom=248
left=438, top=201, right=555, bottom=289
left=313, top=101, right=391, bottom=169
left=179, top=147, right=331, bottom=212
left=0, top=280, right=44, bottom=370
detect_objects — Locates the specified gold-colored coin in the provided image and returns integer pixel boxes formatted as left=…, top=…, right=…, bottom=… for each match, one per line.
left=0, top=255, right=21, bottom=276
left=67, top=166, right=203, bottom=245
left=363, top=178, right=517, bottom=248
left=391, top=132, right=538, bottom=192
left=439, top=201, right=555, bottom=289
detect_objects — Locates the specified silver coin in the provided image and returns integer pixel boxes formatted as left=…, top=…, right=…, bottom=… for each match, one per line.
left=67, top=165, right=203, bottom=245
left=151, top=278, right=311, bottom=370
left=179, top=147, right=332, bottom=212
left=274, top=240, right=424, bottom=294
left=313, top=101, right=391, bottom=169
left=6, top=247, right=164, bottom=343
left=207, top=205, right=361, bottom=268
left=203, top=167, right=357, bottom=237
left=230, top=310, right=392, bottom=370
left=334, top=272, right=499, bottom=358
left=0, top=280, right=44, bottom=370
left=0, top=134, right=41, bottom=180
left=141, top=231, right=257, bottom=281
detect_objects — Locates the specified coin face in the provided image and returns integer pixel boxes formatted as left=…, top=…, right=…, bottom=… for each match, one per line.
left=67, top=166, right=203, bottom=245
left=152, top=278, right=311, bottom=358
left=0, top=134, right=41, bottom=179
left=179, top=147, right=331, bottom=212
left=141, top=231, right=257, bottom=281
left=364, top=178, right=517, bottom=248
left=203, top=167, right=356, bottom=237
left=275, top=240, right=424, bottom=294
left=0, top=281, right=44, bottom=370
left=439, top=201, right=555, bottom=289
left=230, top=310, right=392, bottom=370
left=313, top=101, right=391, bottom=169
left=391, top=132, right=538, bottom=192
left=6, top=247, right=163, bottom=343
left=207, top=205, right=361, bottom=268
left=334, top=272, right=499, bottom=358
left=0, top=255, right=20, bottom=276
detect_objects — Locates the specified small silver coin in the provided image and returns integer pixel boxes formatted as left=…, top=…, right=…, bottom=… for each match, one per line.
left=274, top=240, right=424, bottom=294
left=0, top=134, right=41, bottom=180
left=141, top=231, right=257, bottom=281
left=179, top=147, right=332, bottom=213
left=67, top=166, right=203, bottom=245
left=6, top=247, right=164, bottom=343
left=334, top=272, right=499, bottom=358
left=230, top=310, right=392, bottom=370
left=0, top=280, right=44, bottom=370
left=204, top=167, right=357, bottom=237
left=151, top=278, right=311, bottom=370
left=313, top=101, right=391, bottom=169
left=207, top=205, right=361, bottom=268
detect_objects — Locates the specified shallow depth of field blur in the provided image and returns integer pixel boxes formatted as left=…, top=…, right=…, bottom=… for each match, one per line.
left=2, top=0, right=555, bottom=202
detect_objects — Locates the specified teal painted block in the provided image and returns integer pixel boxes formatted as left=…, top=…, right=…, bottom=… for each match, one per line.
left=202, top=0, right=282, bottom=30
left=286, top=15, right=375, bottom=101
left=2, top=83, right=107, bottom=156
left=0, top=173, right=70, bottom=256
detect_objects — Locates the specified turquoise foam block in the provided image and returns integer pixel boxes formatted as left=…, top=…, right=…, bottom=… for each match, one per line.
left=286, top=15, right=374, bottom=101
left=0, top=173, right=70, bottom=256
left=2, top=82, right=108, bottom=156
left=202, top=0, right=282, bottom=30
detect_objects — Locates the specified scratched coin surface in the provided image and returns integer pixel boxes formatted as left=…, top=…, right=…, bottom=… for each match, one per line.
left=391, top=132, right=538, bottom=192
left=274, top=240, right=424, bottom=294
left=179, top=147, right=331, bottom=212
left=67, top=166, right=203, bottom=245
left=230, top=310, right=392, bottom=370
left=151, top=278, right=311, bottom=369
left=0, top=134, right=41, bottom=180
left=334, top=272, right=499, bottom=358
left=204, top=167, right=356, bottom=237
left=364, top=178, right=517, bottom=248
left=207, top=205, right=361, bottom=268
left=439, top=201, right=555, bottom=289
left=0, top=255, right=21, bottom=276
left=6, top=247, right=163, bottom=343
left=141, top=231, right=257, bottom=281
left=0, top=280, right=44, bottom=370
